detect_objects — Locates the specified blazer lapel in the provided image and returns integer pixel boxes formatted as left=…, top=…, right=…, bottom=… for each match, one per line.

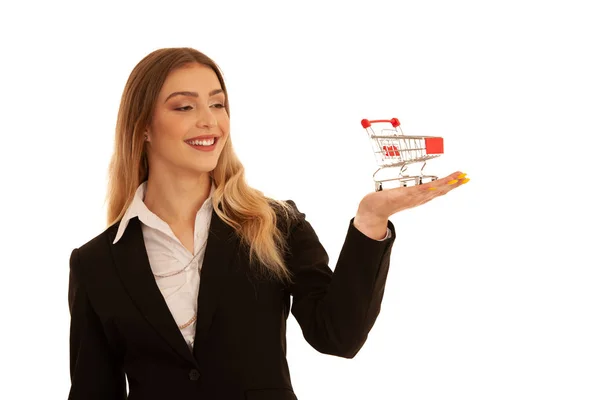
left=109, top=210, right=238, bottom=366
left=193, top=208, right=237, bottom=358
left=110, top=217, right=199, bottom=367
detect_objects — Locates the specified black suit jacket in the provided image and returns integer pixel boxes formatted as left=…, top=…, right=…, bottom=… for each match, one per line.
left=68, top=201, right=396, bottom=400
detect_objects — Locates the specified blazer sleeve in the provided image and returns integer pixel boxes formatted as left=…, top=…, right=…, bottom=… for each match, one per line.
left=68, top=248, right=127, bottom=400
left=285, top=201, right=396, bottom=359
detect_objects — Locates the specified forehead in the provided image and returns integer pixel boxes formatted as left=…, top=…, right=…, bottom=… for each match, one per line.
left=160, top=64, right=222, bottom=96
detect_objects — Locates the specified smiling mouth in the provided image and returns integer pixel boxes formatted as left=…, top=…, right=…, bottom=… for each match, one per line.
left=184, top=137, right=218, bottom=152
left=184, top=137, right=216, bottom=146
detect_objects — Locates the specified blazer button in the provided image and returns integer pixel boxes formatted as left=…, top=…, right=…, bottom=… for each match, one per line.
left=189, top=369, right=200, bottom=381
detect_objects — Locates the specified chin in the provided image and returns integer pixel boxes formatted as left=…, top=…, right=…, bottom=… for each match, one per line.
left=193, top=163, right=219, bottom=175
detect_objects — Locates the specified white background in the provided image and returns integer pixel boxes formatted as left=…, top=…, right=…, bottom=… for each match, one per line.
left=1, top=0, right=598, bottom=399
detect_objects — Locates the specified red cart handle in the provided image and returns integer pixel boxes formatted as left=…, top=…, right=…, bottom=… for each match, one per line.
left=361, top=118, right=400, bottom=128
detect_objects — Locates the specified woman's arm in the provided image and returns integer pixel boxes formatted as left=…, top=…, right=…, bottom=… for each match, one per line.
left=285, top=172, right=466, bottom=359
left=68, top=248, right=127, bottom=400
left=285, top=201, right=395, bottom=359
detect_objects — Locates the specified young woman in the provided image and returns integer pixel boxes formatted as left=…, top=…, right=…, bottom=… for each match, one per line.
left=67, top=47, right=468, bottom=400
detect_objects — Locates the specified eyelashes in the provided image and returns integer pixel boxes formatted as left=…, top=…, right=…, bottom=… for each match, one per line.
left=175, top=104, right=225, bottom=111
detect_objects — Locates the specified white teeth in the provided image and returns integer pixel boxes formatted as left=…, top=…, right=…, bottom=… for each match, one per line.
left=186, top=138, right=215, bottom=146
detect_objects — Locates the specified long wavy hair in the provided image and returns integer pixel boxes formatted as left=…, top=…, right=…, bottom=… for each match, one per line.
left=105, top=47, right=296, bottom=285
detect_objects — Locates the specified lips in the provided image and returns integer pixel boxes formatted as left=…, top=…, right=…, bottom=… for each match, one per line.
left=185, top=137, right=218, bottom=152
left=184, top=135, right=218, bottom=142
left=185, top=137, right=216, bottom=145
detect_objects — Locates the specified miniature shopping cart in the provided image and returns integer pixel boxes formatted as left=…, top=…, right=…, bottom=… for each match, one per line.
left=361, top=118, right=444, bottom=191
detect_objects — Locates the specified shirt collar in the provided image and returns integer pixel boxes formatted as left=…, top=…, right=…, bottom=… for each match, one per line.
left=112, top=180, right=215, bottom=245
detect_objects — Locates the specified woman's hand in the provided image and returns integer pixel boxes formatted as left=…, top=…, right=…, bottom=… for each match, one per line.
left=353, top=171, right=469, bottom=239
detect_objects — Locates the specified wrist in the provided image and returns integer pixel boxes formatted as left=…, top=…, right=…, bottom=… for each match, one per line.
left=353, top=212, right=388, bottom=240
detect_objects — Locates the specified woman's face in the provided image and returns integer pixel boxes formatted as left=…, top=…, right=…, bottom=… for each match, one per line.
left=145, top=63, right=229, bottom=177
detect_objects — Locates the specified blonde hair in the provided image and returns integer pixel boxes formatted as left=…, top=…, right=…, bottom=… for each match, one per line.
left=105, top=47, right=296, bottom=285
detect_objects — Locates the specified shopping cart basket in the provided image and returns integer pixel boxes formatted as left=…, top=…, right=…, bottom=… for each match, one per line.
left=361, top=118, right=444, bottom=191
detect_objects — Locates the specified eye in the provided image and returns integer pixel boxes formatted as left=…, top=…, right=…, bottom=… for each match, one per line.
left=211, top=103, right=225, bottom=109
left=175, top=106, right=193, bottom=111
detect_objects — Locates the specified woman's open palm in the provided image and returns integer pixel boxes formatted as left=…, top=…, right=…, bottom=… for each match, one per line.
left=358, top=171, right=469, bottom=221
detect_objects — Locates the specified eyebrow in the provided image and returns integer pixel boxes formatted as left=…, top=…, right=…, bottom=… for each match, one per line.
left=164, top=89, right=224, bottom=103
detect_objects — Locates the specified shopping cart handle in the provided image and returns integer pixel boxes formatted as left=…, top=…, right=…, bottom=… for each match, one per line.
left=361, top=118, right=400, bottom=128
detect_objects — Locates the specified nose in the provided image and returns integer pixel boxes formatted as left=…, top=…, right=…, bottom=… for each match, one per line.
left=196, top=105, right=217, bottom=129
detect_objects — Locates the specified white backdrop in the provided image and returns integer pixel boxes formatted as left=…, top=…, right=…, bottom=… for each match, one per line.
left=1, top=0, right=598, bottom=399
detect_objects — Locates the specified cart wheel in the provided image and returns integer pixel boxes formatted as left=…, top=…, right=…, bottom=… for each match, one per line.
left=401, top=182, right=407, bottom=187
left=418, top=177, right=423, bottom=185
left=376, top=182, right=383, bottom=191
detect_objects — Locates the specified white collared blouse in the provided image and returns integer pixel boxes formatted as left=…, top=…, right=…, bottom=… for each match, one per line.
left=113, top=181, right=214, bottom=351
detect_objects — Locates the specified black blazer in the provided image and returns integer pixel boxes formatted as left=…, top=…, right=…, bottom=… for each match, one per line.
left=68, top=201, right=396, bottom=400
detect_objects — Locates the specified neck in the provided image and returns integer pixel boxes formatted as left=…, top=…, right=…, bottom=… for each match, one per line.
left=143, top=171, right=212, bottom=226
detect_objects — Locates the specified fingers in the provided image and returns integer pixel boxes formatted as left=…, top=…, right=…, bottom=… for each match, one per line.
left=382, top=171, right=468, bottom=215
left=418, top=171, right=469, bottom=194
